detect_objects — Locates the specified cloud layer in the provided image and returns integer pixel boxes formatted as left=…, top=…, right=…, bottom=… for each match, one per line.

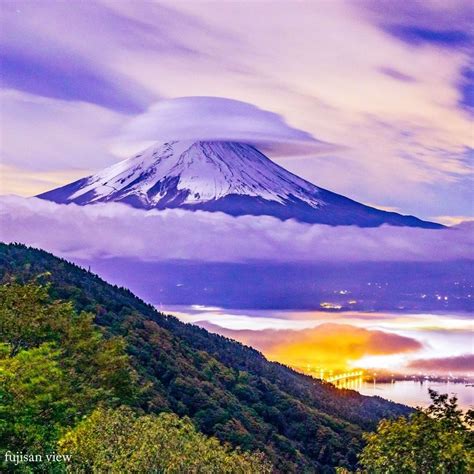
left=1, top=196, right=472, bottom=263
left=116, top=96, right=335, bottom=157
left=199, top=321, right=422, bottom=371
left=407, top=354, right=474, bottom=374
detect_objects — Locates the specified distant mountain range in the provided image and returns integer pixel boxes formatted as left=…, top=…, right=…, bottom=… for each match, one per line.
left=38, top=140, right=442, bottom=228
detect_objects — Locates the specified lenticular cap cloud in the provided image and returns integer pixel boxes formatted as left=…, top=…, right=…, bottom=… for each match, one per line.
left=118, top=96, right=337, bottom=157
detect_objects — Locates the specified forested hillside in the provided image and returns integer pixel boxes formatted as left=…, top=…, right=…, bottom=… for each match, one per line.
left=0, top=243, right=410, bottom=472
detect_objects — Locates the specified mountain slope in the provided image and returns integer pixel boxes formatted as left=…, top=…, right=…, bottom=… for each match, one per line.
left=37, top=140, right=442, bottom=228
left=0, top=243, right=411, bottom=472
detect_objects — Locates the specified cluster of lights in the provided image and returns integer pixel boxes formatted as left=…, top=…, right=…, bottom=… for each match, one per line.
left=320, top=302, right=342, bottom=310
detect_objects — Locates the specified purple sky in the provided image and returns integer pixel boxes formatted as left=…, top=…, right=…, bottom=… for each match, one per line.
left=1, top=0, right=473, bottom=221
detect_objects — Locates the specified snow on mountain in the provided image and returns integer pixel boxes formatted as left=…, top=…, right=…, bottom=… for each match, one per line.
left=52, top=141, right=323, bottom=207
left=37, top=140, right=443, bottom=228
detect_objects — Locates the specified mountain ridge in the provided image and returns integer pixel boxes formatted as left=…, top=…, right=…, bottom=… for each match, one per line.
left=0, top=243, right=411, bottom=472
left=37, top=140, right=442, bottom=228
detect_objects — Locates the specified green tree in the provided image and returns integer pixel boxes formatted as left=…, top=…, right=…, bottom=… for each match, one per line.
left=59, top=406, right=272, bottom=473
left=359, top=389, right=474, bottom=473
left=0, top=282, right=137, bottom=462
left=0, top=276, right=67, bottom=356
left=0, top=343, right=67, bottom=453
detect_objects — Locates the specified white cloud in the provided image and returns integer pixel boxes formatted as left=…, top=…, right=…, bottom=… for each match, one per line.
left=1, top=196, right=472, bottom=263
left=115, top=96, right=335, bottom=157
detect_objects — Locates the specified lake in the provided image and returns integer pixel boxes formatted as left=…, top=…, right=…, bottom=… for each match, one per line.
left=335, top=378, right=474, bottom=410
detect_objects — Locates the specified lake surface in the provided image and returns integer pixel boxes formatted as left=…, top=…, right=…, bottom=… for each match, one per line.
left=337, top=379, right=474, bottom=410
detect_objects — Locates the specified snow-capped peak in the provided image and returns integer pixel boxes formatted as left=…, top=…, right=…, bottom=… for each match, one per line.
left=66, top=140, right=324, bottom=208
left=37, top=140, right=443, bottom=228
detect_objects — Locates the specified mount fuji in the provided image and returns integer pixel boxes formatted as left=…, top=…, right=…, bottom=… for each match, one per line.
left=38, top=140, right=442, bottom=228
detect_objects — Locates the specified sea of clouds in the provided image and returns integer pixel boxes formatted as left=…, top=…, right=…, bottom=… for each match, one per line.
left=1, top=196, right=472, bottom=263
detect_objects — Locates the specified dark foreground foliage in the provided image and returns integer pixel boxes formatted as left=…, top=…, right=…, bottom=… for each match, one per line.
left=0, top=281, right=270, bottom=473
left=358, top=389, right=474, bottom=473
left=0, top=243, right=411, bottom=472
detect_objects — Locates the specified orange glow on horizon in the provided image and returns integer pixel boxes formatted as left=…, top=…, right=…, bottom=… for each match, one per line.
left=202, top=323, right=423, bottom=374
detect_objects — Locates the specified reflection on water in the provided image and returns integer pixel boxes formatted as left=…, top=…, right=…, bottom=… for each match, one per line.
left=333, top=374, right=365, bottom=391
left=334, top=379, right=474, bottom=410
